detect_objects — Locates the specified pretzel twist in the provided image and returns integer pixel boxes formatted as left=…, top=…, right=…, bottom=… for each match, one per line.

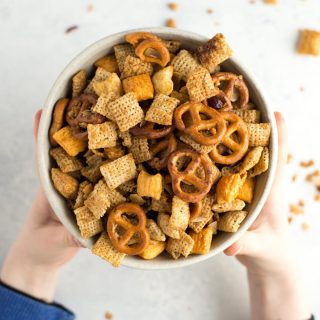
left=107, top=203, right=149, bottom=255
left=168, top=149, right=214, bottom=203
left=174, top=102, right=226, bottom=146
left=209, top=112, right=249, bottom=165
left=130, top=122, right=173, bottom=139
left=126, top=32, right=161, bottom=47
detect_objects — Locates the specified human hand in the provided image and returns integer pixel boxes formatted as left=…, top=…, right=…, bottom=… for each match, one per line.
left=0, top=110, right=81, bottom=302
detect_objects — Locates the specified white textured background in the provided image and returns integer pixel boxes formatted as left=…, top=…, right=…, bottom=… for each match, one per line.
left=1, top=0, right=320, bottom=319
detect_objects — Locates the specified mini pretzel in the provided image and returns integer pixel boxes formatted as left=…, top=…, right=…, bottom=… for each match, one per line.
left=107, top=203, right=149, bottom=255
left=209, top=112, right=249, bottom=165
left=148, top=134, right=177, bottom=170
left=168, top=149, right=214, bottom=203
left=49, top=98, right=69, bottom=146
left=135, top=39, right=170, bottom=67
left=126, top=32, right=161, bottom=47
left=190, top=202, right=203, bottom=222
left=204, top=92, right=233, bottom=111
left=174, top=102, right=226, bottom=146
left=66, top=93, right=105, bottom=140
left=211, top=72, right=249, bottom=109
left=130, top=122, right=173, bottom=139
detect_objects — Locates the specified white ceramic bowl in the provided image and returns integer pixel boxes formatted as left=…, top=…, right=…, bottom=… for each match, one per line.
left=38, top=27, right=278, bottom=270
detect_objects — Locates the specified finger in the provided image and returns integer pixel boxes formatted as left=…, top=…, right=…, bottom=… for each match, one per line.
left=33, top=109, right=42, bottom=143
left=224, top=231, right=259, bottom=256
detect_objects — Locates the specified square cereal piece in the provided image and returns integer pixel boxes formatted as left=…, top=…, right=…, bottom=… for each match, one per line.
left=118, top=130, right=132, bottom=147
left=145, top=93, right=180, bottom=125
left=190, top=226, right=214, bottom=255
left=169, top=196, right=190, bottom=232
left=85, top=67, right=111, bottom=94
left=129, top=137, right=152, bottom=163
left=166, top=232, right=194, bottom=259
left=122, top=74, right=154, bottom=101
left=189, top=195, right=214, bottom=233
left=151, top=191, right=172, bottom=212
left=81, top=157, right=106, bottom=183
left=297, top=29, right=320, bottom=56
left=92, top=93, right=118, bottom=121
left=248, top=147, right=269, bottom=178
left=218, top=210, right=248, bottom=233
left=87, top=122, right=118, bottom=150
left=94, top=54, right=119, bottom=73
left=121, top=55, right=153, bottom=79
left=53, top=126, right=87, bottom=157
left=232, top=109, right=261, bottom=124
left=157, top=213, right=181, bottom=239
left=247, top=123, right=271, bottom=147
left=84, top=179, right=111, bottom=218
left=147, top=219, right=166, bottom=242
left=186, top=67, right=218, bottom=102
left=117, top=180, right=136, bottom=194
left=137, top=170, right=163, bottom=200
left=50, top=147, right=83, bottom=173
left=74, top=181, right=93, bottom=209
left=196, top=33, right=233, bottom=73
left=92, top=73, right=122, bottom=97
left=72, top=70, right=87, bottom=98
left=100, top=154, right=137, bottom=189
left=107, top=187, right=126, bottom=208
left=129, top=193, right=146, bottom=205
left=114, top=43, right=136, bottom=72
left=171, top=49, right=200, bottom=81
left=51, top=168, right=79, bottom=199
left=212, top=199, right=246, bottom=213
left=108, top=92, right=144, bottom=132
left=139, top=240, right=166, bottom=260
left=180, top=135, right=214, bottom=154
left=74, top=206, right=103, bottom=238
left=237, top=177, right=255, bottom=204
left=91, top=233, right=125, bottom=267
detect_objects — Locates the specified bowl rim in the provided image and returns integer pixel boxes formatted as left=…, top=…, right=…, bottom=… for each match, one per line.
left=38, top=27, right=278, bottom=270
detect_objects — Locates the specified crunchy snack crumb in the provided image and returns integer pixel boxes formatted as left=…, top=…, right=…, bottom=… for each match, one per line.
left=292, top=174, right=298, bottom=182
left=301, top=223, right=310, bottom=231
left=288, top=216, right=293, bottom=224
left=207, top=8, right=213, bottom=14
left=300, top=160, right=315, bottom=168
left=289, top=204, right=304, bottom=215
left=297, top=29, right=320, bottom=56
left=298, top=199, right=305, bottom=207
left=87, top=4, right=95, bottom=12
left=105, top=311, right=113, bottom=319
left=306, top=170, right=320, bottom=182
left=65, top=25, right=78, bottom=34
left=166, top=18, right=176, bottom=28
left=314, top=194, right=320, bottom=202
left=168, top=2, right=178, bottom=10
left=263, top=0, right=277, bottom=4
left=287, top=153, right=293, bottom=164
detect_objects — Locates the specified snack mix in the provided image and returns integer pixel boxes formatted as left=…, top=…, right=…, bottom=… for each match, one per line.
left=49, top=32, right=271, bottom=267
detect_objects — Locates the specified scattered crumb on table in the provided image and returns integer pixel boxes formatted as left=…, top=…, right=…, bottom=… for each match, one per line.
left=166, top=18, right=176, bottom=28
left=168, top=2, right=178, bottom=11
left=298, top=199, right=305, bottom=207
left=87, top=4, right=95, bottom=12
left=300, top=160, right=315, bottom=168
left=301, top=223, right=310, bottom=231
left=105, top=311, right=113, bottom=319
left=65, top=25, right=78, bottom=34
left=292, top=174, right=298, bottom=182
left=207, top=8, right=213, bottom=14
left=287, top=153, right=293, bottom=164
left=290, top=204, right=304, bottom=215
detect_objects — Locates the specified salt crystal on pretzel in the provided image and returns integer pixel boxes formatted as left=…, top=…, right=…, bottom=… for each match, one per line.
left=51, top=168, right=79, bottom=199
left=74, top=206, right=103, bottom=238
left=297, top=29, right=320, bottom=56
left=72, top=69, right=87, bottom=98
left=179, top=134, right=215, bottom=154
left=247, top=123, right=271, bottom=147
left=145, top=93, right=179, bottom=125
left=129, top=137, right=152, bottom=163
left=118, top=130, right=132, bottom=147
left=212, top=199, right=246, bottom=213
left=171, top=49, right=200, bottom=81
left=218, top=210, right=248, bottom=233
left=233, top=109, right=261, bottom=124
left=122, top=74, right=154, bottom=101
left=196, top=34, right=233, bottom=73
left=190, top=227, right=214, bottom=255
left=151, top=192, right=172, bottom=212
left=248, top=147, right=269, bottom=178
left=91, top=233, right=125, bottom=267
left=121, top=55, right=153, bottom=79
left=74, top=181, right=93, bottom=209
left=92, top=93, right=117, bottom=121
left=237, top=177, right=255, bottom=203
left=50, top=147, right=83, bottom=173
left=186, top=67, right=218, bottom=102
left=147, top=219, right=166, bottom=242
left=92, top=73, right=122, bottom=97
left=189, top=195, right=214, bottom=233
left=100, top=154, right=137, bottom=189
left=137, top=170, right=163, bottom=200
left=85, top=67, right=111, bottom=94
left=114, top=43, right=136, bottom=72
left=157, top=213, right=181, bottom=239
left=87, top=122, right=118, bottom=150
left=166, top=232, right=194, bottom=259
left=152, top=66, right=174, bottom=96
left=117, top=180, right=136, bottom=194
left=164, top=40, right=181, bottom=53
left=108, top=92, right=144, bottom=132
left=84, top=179, right=111, bottom=218
left=139, top=240, right=166, bottom=260
left=94, top=54, right=119, bottom=73
left=169, top=196, right=190, bottom=232
left=53, top=126, right=87, bottom=157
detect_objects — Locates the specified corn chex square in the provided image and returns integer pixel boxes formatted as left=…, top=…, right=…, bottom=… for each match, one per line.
left=100, top=153, right=137, bottom=189
left=121, top=55, right=153, bottom=79
left=171, top=49, right=200, bottom=81
left=129, top=137, right=152, bottom=163
left=114, top=43, right=136, bottom=72
left=87, top=122, right=118, bottom=150
left=50, top=147, right=83, bottom=173
left=145, top=93, right=180, bottom=125
left=166, top=232, right=194, bottom=259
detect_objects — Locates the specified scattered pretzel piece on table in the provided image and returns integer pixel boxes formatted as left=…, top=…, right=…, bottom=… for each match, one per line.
left=168, top=149, right=214, bottom=203
left=174, top=101, right=226, bottom=146
left=107, top=203, right=149, bottom=255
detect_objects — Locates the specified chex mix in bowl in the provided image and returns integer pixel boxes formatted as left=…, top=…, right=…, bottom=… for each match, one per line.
left=48, top=31, right=271, bottom=267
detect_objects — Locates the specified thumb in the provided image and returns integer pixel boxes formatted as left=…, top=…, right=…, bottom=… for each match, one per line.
left=224, top=230, right=260, bottom=256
